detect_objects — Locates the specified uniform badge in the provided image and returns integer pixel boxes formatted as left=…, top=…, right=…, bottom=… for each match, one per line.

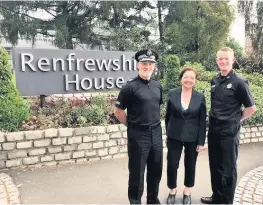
left=227, top=83, right=232, bottom=89
left=147, top=49, right=152, bottom=56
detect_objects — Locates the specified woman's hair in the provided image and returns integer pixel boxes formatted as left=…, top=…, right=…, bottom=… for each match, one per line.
left=179, top=67, right=197, bottom=80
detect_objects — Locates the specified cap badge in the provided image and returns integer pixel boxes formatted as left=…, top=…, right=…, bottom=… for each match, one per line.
left=147, top=49, right=152, bottom=56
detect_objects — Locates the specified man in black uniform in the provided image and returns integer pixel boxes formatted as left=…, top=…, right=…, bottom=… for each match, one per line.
left=201, top=47, right=257, bottom=204
left=114, top=49, right=163, bottom=204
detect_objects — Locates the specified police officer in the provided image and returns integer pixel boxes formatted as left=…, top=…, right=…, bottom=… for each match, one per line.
left=114, top=49, right=163, bottom=204
left=201, top=47, right=257, bottom=204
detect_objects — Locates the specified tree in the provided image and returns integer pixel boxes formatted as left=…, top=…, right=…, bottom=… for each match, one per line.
left=164, top=1, right=235, bottom=69
left=0, top=46, right=30, bottom=131
left=98, top=1, right=157, bottom=51
left=225, top=38, right=244, bottom=60
left=238, top=0, right=263, bottom=73
left=0, top=1, right=100, bottom=49
left=162, top=55, right=181, bottom=93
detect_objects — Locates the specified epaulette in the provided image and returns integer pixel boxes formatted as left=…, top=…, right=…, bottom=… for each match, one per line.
left=127, top=78, right=135, bottom=83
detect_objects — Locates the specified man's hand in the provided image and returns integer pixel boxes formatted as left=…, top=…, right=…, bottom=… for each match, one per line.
left=196, top=145, right=206, bottom=152
left=114, top=107, right=127, bottom=126
left=240, top=105, right=257, bottom=122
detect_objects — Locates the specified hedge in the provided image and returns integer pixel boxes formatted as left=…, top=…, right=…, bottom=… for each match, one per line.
left=0, top=47, right=30, bottom=132
left=161, top=56, right=263, bottom=126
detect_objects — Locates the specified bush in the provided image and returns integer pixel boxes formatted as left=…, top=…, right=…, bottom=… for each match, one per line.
left=72, top=95, right=108, bottom=126
left=237, top=71, right=263, bottom=87
left=21, top=95, right=118, bottom=130
left=5, top=50, right=261, bottom=131
left=162, top=54, right=181, bottom=93
left=161, top=60, right=263, bottom=125
left=0, top=47, right=30, bottom=132
left=183, top=61, right=217, bottom=82
left=225, top=38, right=244, bottom=60
left=241, top=83, right=263, bottom=125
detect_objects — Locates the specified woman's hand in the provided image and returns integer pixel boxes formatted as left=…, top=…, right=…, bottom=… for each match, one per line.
left=196, top=145, right=206, bottom=152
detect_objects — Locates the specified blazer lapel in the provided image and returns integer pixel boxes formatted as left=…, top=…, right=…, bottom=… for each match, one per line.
left=176, top=88, right=184, bottom=117
left=187, top=90, right=195, bottom=110
left=180, top=89, right=196, bottom=117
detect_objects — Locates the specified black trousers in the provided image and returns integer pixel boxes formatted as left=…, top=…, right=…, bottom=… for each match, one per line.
left=127, top=124, right=163, bottom=204
left=208, top=120, right=240, bottom=204
left=167, top=138, right=198, bottom=189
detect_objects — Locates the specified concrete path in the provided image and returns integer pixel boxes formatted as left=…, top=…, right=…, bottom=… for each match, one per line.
left=4, top=142, right=263, bottom=204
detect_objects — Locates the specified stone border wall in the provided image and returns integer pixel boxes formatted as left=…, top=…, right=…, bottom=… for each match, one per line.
left=0, top=122, right=262, bottom=170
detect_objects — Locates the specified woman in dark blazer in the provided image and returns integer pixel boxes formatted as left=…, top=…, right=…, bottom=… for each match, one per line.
left=165, top=67, right=207, bottom=205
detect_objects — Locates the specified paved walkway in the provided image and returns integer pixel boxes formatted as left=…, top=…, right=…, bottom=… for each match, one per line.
left=1, top=142, right=263, bottom=204
left=234, top=166, right=263, bottom=204
left=0, top=173, right=21, bottom=205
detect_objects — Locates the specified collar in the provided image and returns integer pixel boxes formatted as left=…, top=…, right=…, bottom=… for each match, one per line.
left=217, top=70, right=234, bottom=80
left=137, top=75, right=151, bottom=84
left=220, top=70, right=234, bottom=79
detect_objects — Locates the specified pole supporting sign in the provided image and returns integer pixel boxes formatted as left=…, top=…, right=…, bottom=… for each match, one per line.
left=12, top=48, right=138, bottom=96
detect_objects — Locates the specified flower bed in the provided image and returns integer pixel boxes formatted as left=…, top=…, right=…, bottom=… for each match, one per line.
left=21, top=95, right=120, bottom=131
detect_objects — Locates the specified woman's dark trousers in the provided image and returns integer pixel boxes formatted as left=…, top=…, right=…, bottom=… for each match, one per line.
left=167, top=138, right=198, bottom=189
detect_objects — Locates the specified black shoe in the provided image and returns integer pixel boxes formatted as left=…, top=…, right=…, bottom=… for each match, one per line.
left=147, top=198, right=161, bottom=204
left=200, top=196, right=214, bottom=204
left=167, top=194, right=176, bottom=204
left=128, top=196, right=141, bottom=204
left=183, top=194, right=191, bottom=204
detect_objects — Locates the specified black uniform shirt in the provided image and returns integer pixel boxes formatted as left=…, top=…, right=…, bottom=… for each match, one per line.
left=210, top=70, right=255, bottom=121
left=115, top=75, right=163, bottom=126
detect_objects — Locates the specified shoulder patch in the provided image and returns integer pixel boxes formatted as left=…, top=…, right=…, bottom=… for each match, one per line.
left=126, top=78, right=135, bottom=83
left=128, top=78, right=135, bottom=82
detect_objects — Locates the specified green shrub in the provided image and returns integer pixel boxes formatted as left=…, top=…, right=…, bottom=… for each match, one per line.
left=237, top=71, right=263, bottom=87
left=183, top=61, right=217, bottom=83
left=162, top=55, right=181, bottom=93
left=194, top=81, right=211, bottom=110
left=71, top=95, right=108, bottom=126
left=82, top=104, right=107, bottom=125
left=22, top=95, right=110, bottom=130
left=225, top=38, right=244, bottom=60
left=161, top=60, right=263, bottom=125
left=0, top=47, right=30, bottom=132
left=91, top=95, right=107, bottom=108
left=242, top=83, right=263, bottom=125
left=232, top=71, right=263, bottom=125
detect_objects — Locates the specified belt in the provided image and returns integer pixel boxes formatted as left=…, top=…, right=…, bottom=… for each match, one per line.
left=128, top=122, right=161, bottom=130
left=209, top=117, right=239, bottom=125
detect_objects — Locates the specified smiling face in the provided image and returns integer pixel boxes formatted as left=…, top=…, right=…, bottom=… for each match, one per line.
left=181, top=70, right=197, bottom=89
left=216, top=50, right=236, bottom=75
left=137, top=61, right=155, bottom=80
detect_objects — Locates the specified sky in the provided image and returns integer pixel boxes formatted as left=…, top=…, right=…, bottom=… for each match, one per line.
left=229, top=14, right=245, bottom=47
left=229, top=0, right=246, bottom=47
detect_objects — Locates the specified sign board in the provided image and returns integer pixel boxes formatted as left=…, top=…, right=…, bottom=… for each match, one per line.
left=12, top=48, right=138, bottom=96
